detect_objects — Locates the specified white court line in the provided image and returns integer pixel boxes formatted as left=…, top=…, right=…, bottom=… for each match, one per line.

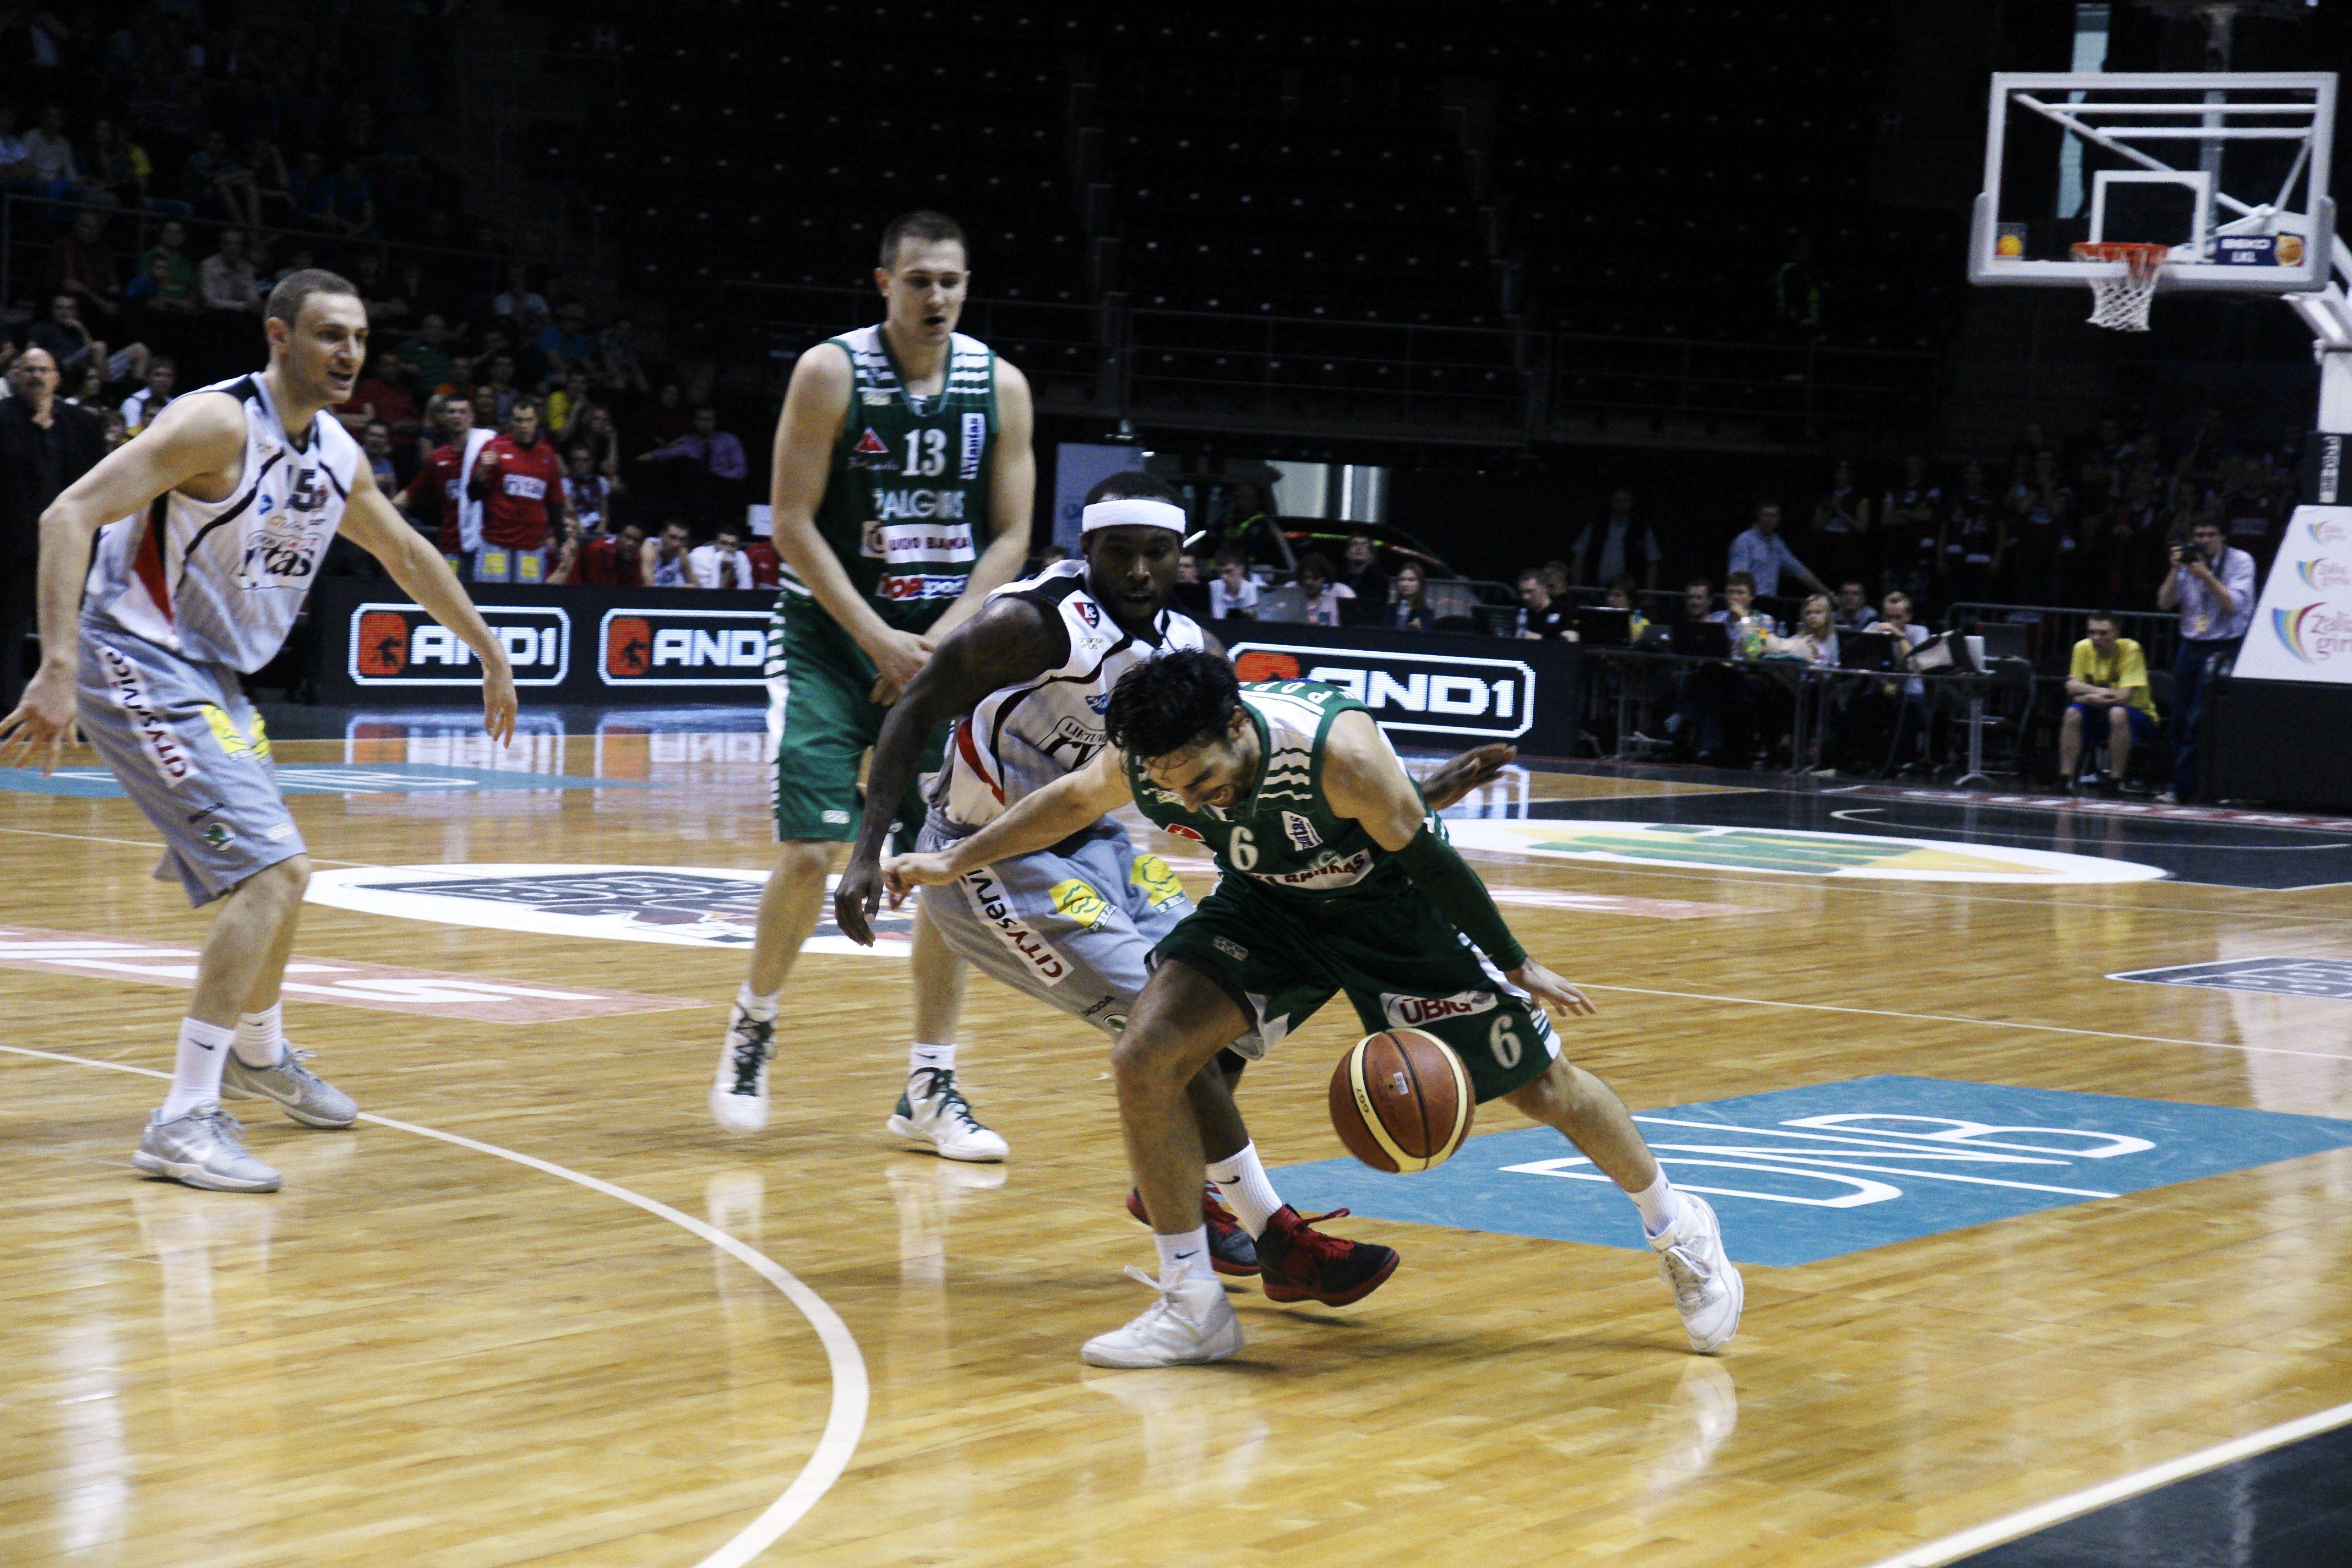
left=0, top=824, right=380, bottom=868
left=1578, top=982, right=2352, bottom=1063
left=0, top=1041, right=865, bottom=1568
left=1855, top=1397, right=2352, bottom=1567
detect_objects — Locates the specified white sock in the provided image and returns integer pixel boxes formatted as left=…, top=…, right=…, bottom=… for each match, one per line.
left=161, top=1019, right=236, bottom=1121
left=1206, top=1142, right=1286, bottom=1238
left=736, top=981, right=781, bottom=1022
left=909, top=1041, right=956, bottom=1075
left=233, top=1003, right=287, bottom=1068
left=1632, top=1170, right=1684, bottom=1238
left=1153, top=1225, right=1214, bottom=1284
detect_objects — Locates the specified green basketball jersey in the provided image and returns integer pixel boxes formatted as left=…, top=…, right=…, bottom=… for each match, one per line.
left=789, top=323, right=999, bottom=632
left=1128, top=680, right=1430, bottom=906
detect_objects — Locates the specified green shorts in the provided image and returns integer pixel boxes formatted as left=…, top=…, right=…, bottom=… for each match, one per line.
left=1153, top=874, right=1559, bottom=1102
left=765, top=595, right=946, bottom=848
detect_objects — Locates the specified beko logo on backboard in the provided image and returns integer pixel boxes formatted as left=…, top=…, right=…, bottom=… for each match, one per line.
left=598, top=607, right=771, bottom=685
left=350, top=603, right=570, bottom=686
left=1227, top=644, right=1536, bottom=739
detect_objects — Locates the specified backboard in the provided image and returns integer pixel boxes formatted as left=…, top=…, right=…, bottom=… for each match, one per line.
left=1969, top=72, right=2336, bottom=295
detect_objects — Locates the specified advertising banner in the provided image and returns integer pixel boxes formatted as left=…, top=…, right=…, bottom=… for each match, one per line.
left=2234, top=504, right=2352, bottom=683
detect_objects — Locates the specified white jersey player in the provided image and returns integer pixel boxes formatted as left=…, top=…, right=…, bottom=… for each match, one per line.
left=0, top=269, right=518, bottom=1194
left=825, top=473, right=1510, bottom=1300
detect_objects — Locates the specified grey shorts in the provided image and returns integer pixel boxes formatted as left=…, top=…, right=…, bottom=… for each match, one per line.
left=917, top=817, right=1196, bottom=1037
left=77, top=619, right=308, bottom=907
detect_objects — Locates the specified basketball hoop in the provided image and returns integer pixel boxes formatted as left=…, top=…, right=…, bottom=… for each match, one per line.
left=2070, top=241, right=2170, bottom=332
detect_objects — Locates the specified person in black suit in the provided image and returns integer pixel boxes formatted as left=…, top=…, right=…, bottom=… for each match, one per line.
left=0, top=346, right=109, bottom=714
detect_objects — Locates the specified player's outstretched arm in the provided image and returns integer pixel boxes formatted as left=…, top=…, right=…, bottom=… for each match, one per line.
left=881, top=743, right=1133, bottom=899
left=835, top=594, right=1065, bottom=945
left=340, top=462, right=517, bottom=745
left=1321, top=711, right=1594, bottom=1020
left=0, top=393, right=244, bottom=773
left=929, top=358, right=1034, bottom=641
left=1419, top=742, right=1517, bottom=812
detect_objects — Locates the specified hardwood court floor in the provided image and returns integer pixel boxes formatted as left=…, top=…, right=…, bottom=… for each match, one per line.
left=6, top=731, right=2352, bottom=1568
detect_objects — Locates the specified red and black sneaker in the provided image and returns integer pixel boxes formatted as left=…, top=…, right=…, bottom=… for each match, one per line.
left=1124, top=1186, right=1259, bottom=1276
left=1255, top=1205, right=1400, bottom=1306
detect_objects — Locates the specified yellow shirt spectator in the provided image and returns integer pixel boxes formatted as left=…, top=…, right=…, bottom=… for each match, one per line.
left=2069, top=635, right=2157, bottom=717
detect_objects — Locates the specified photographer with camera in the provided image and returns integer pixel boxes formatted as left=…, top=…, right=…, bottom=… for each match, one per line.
left=2155, top=519, right=2256, bottom=804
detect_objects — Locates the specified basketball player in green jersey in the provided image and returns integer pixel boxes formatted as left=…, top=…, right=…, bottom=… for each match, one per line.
left=886, top=651, right=1741, bottom=1367
left=710, top=211, right=1035, bottom=1159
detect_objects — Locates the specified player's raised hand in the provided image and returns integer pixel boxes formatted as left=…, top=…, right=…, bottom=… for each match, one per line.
left=1421, top=743, right=1517, bottom=811
left=480, top=660, right=518, bottom=745
left=834, top=854, right=885, bottom=946
left=1506, top=959, right=1598, bottom=1020
left=865, top=628, right=934, bottom=704
left=0, top=665, right=81, bottom=775
left=881, top=850, right=958, bottom=900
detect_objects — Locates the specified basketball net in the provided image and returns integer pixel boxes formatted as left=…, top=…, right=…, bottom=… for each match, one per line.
left=2070, top=241, right=2169, bottom=332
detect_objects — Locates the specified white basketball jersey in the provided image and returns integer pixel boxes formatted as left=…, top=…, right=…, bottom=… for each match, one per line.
left=936, top=560, right=1207, bottom=830
left=85, top=374, right=362, bottom=673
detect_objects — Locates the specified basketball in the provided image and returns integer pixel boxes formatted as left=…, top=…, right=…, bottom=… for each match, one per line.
left=1328, top=1029, right=1475, bottom=1173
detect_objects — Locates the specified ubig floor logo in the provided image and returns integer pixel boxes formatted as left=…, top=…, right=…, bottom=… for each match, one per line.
left=1228, top=643, right=1535, bottom=741
left=306, top=864, right=912, bottom=957
left=351, top=602, right=570, bottom=686
left=1273, top=1075, right=2352, bottom=1266
left=598, top=607, right=770, bottom=686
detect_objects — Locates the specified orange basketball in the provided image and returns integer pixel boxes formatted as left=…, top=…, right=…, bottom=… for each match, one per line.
left=1329, top=1029, right=1475, bottom=1173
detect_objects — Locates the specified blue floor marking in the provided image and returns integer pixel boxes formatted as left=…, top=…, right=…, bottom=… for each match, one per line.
left=1275, top=1075, right=2352, bottom=1266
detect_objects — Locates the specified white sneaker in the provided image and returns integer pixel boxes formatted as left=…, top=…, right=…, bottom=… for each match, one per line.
left=709, top=1004, right=775, bottom=1133
left=133, top=1104, right=282, bottom=1193
left=886, top=1067, right=1009, bottom=1162
left=1649, top=1194, right=1743, bottom=1353
left=1081, top=1267, right=1244, bottom=1368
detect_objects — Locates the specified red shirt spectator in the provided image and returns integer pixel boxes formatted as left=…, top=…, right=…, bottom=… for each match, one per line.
left=471, top=409, right=568, bottom=551
left=407, top=442, right=468, bottom=552
left=744, top=539, right=782, bottom=589
left=574, top=525, right=647, bottom=585
left=335, top=349, right=421, bottom=439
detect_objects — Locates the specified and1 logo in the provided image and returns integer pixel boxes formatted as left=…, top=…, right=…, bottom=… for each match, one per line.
left=347, top=603, right=570, bottom=687
left=303, top=865, right=913, bottom=956
left=1228, top=644, right=1537, bottom=742
left=597, top=609, right=769, bottom=687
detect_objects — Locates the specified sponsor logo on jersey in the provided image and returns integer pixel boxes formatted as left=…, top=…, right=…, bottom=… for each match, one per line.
left=1381, top=989, right=1499, bottom=1029
left=861, top=518, right=976, bottom=562
left=1250, top=846, right=1377, bottom=891
left=198, top=703, right=270, bottom=761
left=200, top=821, right=237, bottom=851
left=346, top=602, right=571, bottom=687
left=97, top=644, right=191, bottom=783
left=878, top=573, right=968, bottom=601
left=871, top=488, right=968, bottom=523
left=1160, top=823, right=1206, bottom=842
left=1086, top=690, right=1112, bottom=714
left=1228, top=646, right=1538, bottom=742
left=597, top=608, right=770, bottom=686
left=861, top=389, right=895, bottom=406
left=1049, top=878, right=1110, bottom=930
left=1075, top=600, right=1100, bottom=628
left=1128, top=853, right=1188, bottom=909
left=503, top=473, right=548, bottom=500
left=959, top=867, right=1071, bottom=983
left=1213, top=935, right=1249, bottom=961
left=851, top=427, right=896, bottom=471
left=960, top=411, right=987, bottom=480
left=1281, top=810, right=1322, bottom=851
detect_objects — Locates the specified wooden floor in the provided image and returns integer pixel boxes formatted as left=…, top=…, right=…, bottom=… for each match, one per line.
left=7, top=729, right=2352, bottom=1568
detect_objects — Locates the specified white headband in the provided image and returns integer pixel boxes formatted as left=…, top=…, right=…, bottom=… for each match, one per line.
left=1081, top=498, right=1186, bottom=535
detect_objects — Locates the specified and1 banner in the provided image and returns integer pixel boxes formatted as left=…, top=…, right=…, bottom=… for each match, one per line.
left=2234, top=504, right=2352, bottom=684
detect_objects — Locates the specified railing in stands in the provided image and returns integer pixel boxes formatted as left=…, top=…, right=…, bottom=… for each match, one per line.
left=1944, top=602, right=2182, bottom=674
